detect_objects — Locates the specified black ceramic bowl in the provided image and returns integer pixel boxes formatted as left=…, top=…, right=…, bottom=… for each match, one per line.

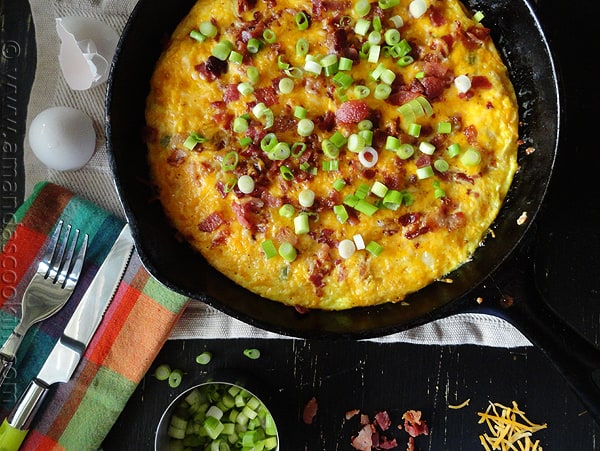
left=105, top=0, right=559, bottom=339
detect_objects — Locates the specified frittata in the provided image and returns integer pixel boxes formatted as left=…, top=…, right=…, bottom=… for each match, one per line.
left=145, top=0, right=519, bottom=310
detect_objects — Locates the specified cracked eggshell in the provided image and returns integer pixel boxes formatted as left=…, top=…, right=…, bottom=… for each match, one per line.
left=56, top=16, right=120, bottom=91
left=28, top=106, right=96, bottom=171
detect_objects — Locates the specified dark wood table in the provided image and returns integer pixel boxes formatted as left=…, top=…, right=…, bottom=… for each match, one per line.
left=2, top=0, right=600, bottom=449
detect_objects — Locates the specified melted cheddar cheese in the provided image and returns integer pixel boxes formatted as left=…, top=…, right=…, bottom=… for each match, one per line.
left=146, top=0, right=519, bottom=310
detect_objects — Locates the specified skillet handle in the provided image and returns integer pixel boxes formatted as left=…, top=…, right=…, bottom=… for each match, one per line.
left=484, top=251, right=600, bottom=424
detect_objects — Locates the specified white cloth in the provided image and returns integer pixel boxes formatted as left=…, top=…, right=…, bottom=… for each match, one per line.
left=25, top=0, right=532, bottom=347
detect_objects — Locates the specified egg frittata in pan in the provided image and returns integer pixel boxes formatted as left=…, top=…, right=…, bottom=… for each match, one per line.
left=145, top=0, right=518, bottom=310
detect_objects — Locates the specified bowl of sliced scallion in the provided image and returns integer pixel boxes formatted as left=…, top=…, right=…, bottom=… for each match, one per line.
left=155, top=379, right=279, bottom=451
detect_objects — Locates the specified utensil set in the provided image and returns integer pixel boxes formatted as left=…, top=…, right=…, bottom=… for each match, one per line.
left=0, top=220, right=88, bottom=387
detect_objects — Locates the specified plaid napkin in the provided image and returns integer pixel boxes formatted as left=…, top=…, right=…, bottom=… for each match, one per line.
left=0, top=181, right=190, bottom=450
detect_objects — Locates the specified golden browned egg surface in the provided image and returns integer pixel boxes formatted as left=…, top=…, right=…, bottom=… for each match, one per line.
left=145, top=0, right=518, bottom=310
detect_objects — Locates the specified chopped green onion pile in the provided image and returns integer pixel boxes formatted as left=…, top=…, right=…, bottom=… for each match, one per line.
left=165, top=383, right=278, bottom=450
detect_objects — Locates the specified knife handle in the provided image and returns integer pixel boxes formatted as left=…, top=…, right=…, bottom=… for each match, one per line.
left=0, top=380, right=49, bottom=451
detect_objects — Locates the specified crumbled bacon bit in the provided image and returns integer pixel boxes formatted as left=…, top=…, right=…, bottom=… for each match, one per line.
left=335, top=100, right=370, bottom=124
left=198, top=212, right=224, bottom=232
left=303, top=397, right=318, bottom=425
left=349, top=409, right=428, bottom=451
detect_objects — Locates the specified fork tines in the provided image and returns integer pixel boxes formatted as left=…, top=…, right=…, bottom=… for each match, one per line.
left=43, top=220, right=88, bottom=289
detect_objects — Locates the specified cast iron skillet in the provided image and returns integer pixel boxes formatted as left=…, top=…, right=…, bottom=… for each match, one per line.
left=105, top=0, right=600, bottom=423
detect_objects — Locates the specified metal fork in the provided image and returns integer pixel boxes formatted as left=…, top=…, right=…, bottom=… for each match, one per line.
left=0, top=220, right=88, bottom=387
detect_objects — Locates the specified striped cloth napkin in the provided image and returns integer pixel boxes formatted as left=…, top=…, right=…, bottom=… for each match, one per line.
left=0, top=181, right=189, bottom=451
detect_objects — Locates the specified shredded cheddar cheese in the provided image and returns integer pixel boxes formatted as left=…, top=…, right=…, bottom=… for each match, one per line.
left=478, top=401, right=547, bottom=451
left=448, top=398, right=471, bottom=409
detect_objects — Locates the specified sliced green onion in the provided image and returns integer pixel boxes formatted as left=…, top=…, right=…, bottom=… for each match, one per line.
left=237, top=174, right=255, bottom=193
left=383, top=189, right=402, bottom=210
left=367, top=44, right=381, bottom=63
left=368, top=30, right=382, bottom=45
left=414, top=96, right=434, bottom=116
left=304, top=59, right=322, bottom=75
left=168, top=369, right=183, bottom=388
left=237, top=81, right=254, bottom=96
left=263, top=29, right=276, bottom=43
left=416, top=165, right=434, bottom=179
left=358, top=129, right=373, bottom=146
left=199, top=21, right=218, bottom=38
left=269, top=142, right=291, bottom=160
left=262, top=239, right=277, bottom=259
left=366, top=240, right=383, bottom=256
left=296, top=38, right=309, bottom=56
left=247, top=66, right=260, bottom=83
left=195, top=351, right=213, bottom=365
left=344, top=194, right=359, bottom=207
left=433, top=180, right=446, bottom=198
left=374, top=83, right=392, bottom=99
left=396, top=143, right=415, bottom=159
left=389, top=15, right=404, bottom=28
left=354, top=18, right=371, bottom=36
left=297, top=118, right=314, bottom=136
left=247, top=37, right=263, bottom=53
left=358, top=119, right=373, bottom=130
left=221, top=151, right=239, bottom=171
left=415, top=70, right=425, bottom=79
left=154, top=363, right=171, bottom=381
left=408, top=123, right=422, bottom=137
left=212, top=40, right=233, bottom=61
left=380, top=69, right=396, bottom=85
left=183, top=132, right=207, bottom=150
left=223, top=177, right=237, bottom=193
left=278, top=242, right=297, bottom=262
left=284, top=67, right=304, bottom=78
left=348, top=133, right=366, bottom=153
left=239, top=136, right=252, bottom=147
left=371, top=181, right=388, bottom=198
left=279, top=204, right=295, bottom=218
left=322, top=139, right=340, bottom=158
left=339, top=57, right=353, bottom=71
left=330, top=131, right=347, bottom=148
left=294, top=105, right=307, bottom=119
left=291, top=142, right=307, bottom=157
left=333, top=178, right=347, bottom=191
left=278, top=77, right=294, bottom=94
left=299, top=189, right=315, bottom=207
left=190, top=30, right=206, bottom=42
left=434, top=159, right=449, bottom=172
left=295, top=12, right=309, bottom=30
left=355, top=183, right=370, bottom=200
left=338, top=239, right=356, bottom=258
left=385, top=135, right=401, bottom=151
left=437, top=121, right=452, bottom=134
left=379, top=0, right=400, bottom=9
left=460, top=147, right=482, bottom=166
left=473, top=10, right=485, bottom=22
left=322, top=159, right=340, bottom=171
left=447, top=142, right=461, bottom=157
left=277, top=55, right=290, bottom=69
left=229, top=50, right=243, bottom=64
left=396, top=55, right=414, bottom=66
left=354, top=85, right=370, bottom=99
left=355, top=199, right=378, bottom=216
left=372, top=16, right=382, bottom=32
left=260, top=133, right=278, bottom=151
left=280, top=165, right=295, bottom=181
left=384, top=29, right=401, bottom=45
left=419, top=141, right=436, bottom=155
left=333, top=204, right=349, bottom=223
left=333, top=72, right=353, bottom=89
left=294, top=213, right=310, bottom=234
left=233, top=115, right=249, bottom=133
left=354, top=0, right=371, bottom=16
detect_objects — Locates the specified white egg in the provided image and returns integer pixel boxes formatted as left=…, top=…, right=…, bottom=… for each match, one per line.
left=28, top=106, right=96, bottom=171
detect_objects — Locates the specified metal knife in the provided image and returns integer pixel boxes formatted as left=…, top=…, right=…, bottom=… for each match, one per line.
left=0, top=224, right=134, bottom=451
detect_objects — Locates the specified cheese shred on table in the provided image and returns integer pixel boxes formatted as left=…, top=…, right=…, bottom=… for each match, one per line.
left=477, top=401, right=547, bottom=451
